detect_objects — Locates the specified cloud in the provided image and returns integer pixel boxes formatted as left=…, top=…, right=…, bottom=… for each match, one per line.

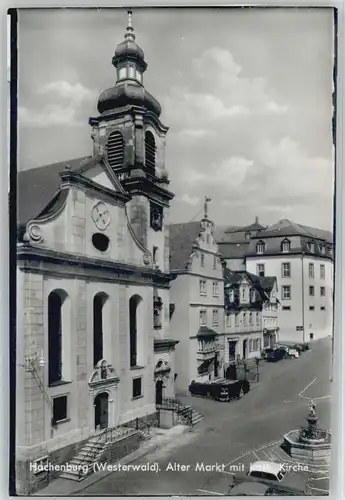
left=179, top=194, right=201, bottom=206
left=177, top=128, right=215, bottom=139
left=19, top=105, right=83, bottom=127
left=182, top=156, right=254, bottom=187
left=38, top=81, right=97, bottom=104
left=163, top=48, right=288, bottom=128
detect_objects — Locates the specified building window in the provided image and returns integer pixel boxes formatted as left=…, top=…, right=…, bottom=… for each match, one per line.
left=52, top=395, right=67, bottom=424
left=212, top=282, right=219, bottom=297
left=200, top=280, right=207, bottom=296
left=132, top=377, right=142, bottom=399
left=212, top=309, right=219, bottom=326
left=145, top=131, right=156, bottom=173
left=201, top=254, right=205, bottom=267
left=321, top=306, right=326, bottom=311
left=256, top=241, right=265, bottom=254
left=282, top=262, right=291, bottom=278
left=107, top=131, right=124, bottom=170
left=213, top=257, right=217, bottom=270
left=281, top=239, right=290, bottom=252
left=249, top=312, right=253, bottom=325
left=241, top=287, right=246, bottom=301
left=282, top=285, right=291, bottom=300
left=320, top=286, right=326, bottom=297
left=320, top=244, right=326, bottom=255
left=320, top=264, right=325, bottom=279
left=256, top=312, right=260, bottom=326
left=309, top=306, right=315, bottom=311
left=251, top=289, right=256, bottom=302
left=256, top=338, right=261, bottom=351
left=129, top=294, right=143, bottom=367
left=309, top=263, right=314, bottom=279
left=48, top=290, right=68, bottom=386
left=226, top=314, right=231, bottom=327
left=309, top=286, right=315, bottom=296
left=243, top=312, right=247, bottom=326
left=93, top=293, right=108, bottom=367
left=245, top=232, right=251, bottom=240
left=256, top=264, right=265, bottom=277
left=228, top=289, right=235, bottom=302
left=235, top=314, right=239, bottom=326
left=200, top=309, right=207, bottom=326
left=282, top=306, right=291, bottom=311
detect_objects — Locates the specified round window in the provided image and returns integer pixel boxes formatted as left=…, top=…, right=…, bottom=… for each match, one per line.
left=92, top=233, right=110, bottom=252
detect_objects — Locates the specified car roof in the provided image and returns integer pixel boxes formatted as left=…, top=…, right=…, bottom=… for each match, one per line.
left=250, top=461, right=283, bottom=475
left=230, top=482, right=269, bottom=495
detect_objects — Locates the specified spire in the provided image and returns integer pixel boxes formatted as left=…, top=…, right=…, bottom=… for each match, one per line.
left=124, top=9, right=135, bottom=42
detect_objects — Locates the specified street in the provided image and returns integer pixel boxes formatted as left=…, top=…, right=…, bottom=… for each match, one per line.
left=79, top=338, right=332, bottom=496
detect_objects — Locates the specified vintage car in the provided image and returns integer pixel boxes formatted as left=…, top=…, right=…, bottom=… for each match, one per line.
left=266, top=347, right=287, bottom=362
left=188, top=378, right=250, bottom=401
left=228, top=462, right=308, bottom=496
left=277, top=344, right=299, bottom=358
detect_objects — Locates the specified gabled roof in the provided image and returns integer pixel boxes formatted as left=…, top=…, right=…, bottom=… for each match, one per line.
left=252, top=219, right=332, bottom=243
left=17, top=155, right=127, bottom=228
left=17, top=156, right=90, bottom=227
left=224, top=221, right=266, bottom=234
left=169, top=221, right=204, bottom=271
left=258, top=276, right=277, bottom=293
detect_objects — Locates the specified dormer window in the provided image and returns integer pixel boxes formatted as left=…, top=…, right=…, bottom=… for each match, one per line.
left=281, top=239, right=290, bottom=253
left=307, top=241, right=315, bottom=253
left=245, top=232, right=251, bottom=240
left=320, top=244, right=326, bottom=255
left=229, top=290, right=234, bottom=302
left=256, top=241, right=265, bottom=254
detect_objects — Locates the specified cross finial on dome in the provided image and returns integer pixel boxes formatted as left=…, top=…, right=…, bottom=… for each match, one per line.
left=125, top=9, right=135, bottom=42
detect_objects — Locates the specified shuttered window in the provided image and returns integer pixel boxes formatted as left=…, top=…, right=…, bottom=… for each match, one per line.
left=145, top=131, right=156, bottom=172
left=107, top=131, right=124, bottom=169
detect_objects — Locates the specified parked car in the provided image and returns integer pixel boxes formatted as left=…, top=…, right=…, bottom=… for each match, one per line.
left=246, top=461, right=307, bottom=492
left=261, top=347, right=274, bottom=360
left=266, top=347, right=287, bottom=362
left=277, top=345, right=299, bottom=358
left=229, top=481, right=304, bottom=496
left=188, top=378, right=250, bottom=401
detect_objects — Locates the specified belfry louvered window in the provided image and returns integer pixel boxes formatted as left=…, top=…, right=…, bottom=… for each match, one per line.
left=107, top=131, right=124, bottom=169
left=145, top=131, right=156, bottom=172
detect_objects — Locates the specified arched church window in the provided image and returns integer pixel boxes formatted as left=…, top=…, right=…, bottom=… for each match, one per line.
left=107, top=131, right=124, bottom=170
left=129, top=295, right=142, bottom=367
left=145, top=131, right=156, bottom=173
left=48, top=290, right=67, bottom=385
left=93, top=293, right=108, bottom=367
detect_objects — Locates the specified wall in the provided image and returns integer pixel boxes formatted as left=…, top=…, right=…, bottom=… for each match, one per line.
left=223, top=258, right=246, bottom=271
left=246, top=255, right=333, bottom=343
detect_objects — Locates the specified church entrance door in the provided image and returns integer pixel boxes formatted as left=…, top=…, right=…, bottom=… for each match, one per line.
left=94, top=392, right=109, bottom=430
left=155, top=379, right=163, bottom=405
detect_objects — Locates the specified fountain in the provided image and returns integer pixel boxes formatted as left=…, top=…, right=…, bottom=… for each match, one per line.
left=282, top=401, right=331, bottom=462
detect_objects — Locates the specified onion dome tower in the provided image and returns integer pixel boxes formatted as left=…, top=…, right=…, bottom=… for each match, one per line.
left=89, top=10, right=174, bottom=264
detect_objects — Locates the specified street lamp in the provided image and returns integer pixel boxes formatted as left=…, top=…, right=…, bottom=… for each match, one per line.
left=255, top=357, right=260, bottom=382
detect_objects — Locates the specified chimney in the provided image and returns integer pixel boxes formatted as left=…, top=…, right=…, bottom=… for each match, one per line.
left=255, top=216, right=259, bottom=224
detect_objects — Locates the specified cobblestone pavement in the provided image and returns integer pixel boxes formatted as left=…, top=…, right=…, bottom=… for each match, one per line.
left=67, top=338, right=332, bottom=496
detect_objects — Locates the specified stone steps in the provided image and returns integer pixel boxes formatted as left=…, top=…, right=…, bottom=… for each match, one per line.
left=178, top=405, right=203, bottom=426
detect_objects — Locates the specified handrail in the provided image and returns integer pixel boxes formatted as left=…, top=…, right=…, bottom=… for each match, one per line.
left=77, top=426, right=136, bottom=479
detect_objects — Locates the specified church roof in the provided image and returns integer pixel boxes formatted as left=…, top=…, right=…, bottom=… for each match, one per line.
left=169, top=221, right=204, bottom=271
left=17, top=156, right=90, bottom=227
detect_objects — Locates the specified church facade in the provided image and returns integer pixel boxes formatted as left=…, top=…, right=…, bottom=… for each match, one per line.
left=16, top=12, right=178, bottom=493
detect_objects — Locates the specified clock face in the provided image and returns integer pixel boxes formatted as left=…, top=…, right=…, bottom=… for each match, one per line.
left=91, top=202, right=110, bottom=230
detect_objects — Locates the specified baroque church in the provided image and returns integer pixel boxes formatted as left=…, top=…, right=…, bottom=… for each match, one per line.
left=16, top=11, right=178, bottom=493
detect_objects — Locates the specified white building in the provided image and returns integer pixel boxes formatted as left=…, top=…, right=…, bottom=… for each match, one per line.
left=245, top=219, right=333, bottom=343
left=169, top=204, right=225, bottom=393
left=16, top=13, right=178, bottom=494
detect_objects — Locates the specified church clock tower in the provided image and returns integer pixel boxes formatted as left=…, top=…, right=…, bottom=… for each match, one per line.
left=89, top=10, right=173, bottom=272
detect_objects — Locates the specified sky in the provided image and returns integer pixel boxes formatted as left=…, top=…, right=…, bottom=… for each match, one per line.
left=18, top=7, right=335, bottom=230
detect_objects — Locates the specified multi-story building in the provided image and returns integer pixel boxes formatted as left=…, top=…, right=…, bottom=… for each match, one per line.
left=259, top=277, right=280, bottom=347
left=15, top=12, right=178, bottom=493
left=245, top=219, right=333, bottom=343
left=217, top=217, right=266, bottom=270
left=169, top=202, right=225, bottom=393
left=223, top=268, right=275, bottom=363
